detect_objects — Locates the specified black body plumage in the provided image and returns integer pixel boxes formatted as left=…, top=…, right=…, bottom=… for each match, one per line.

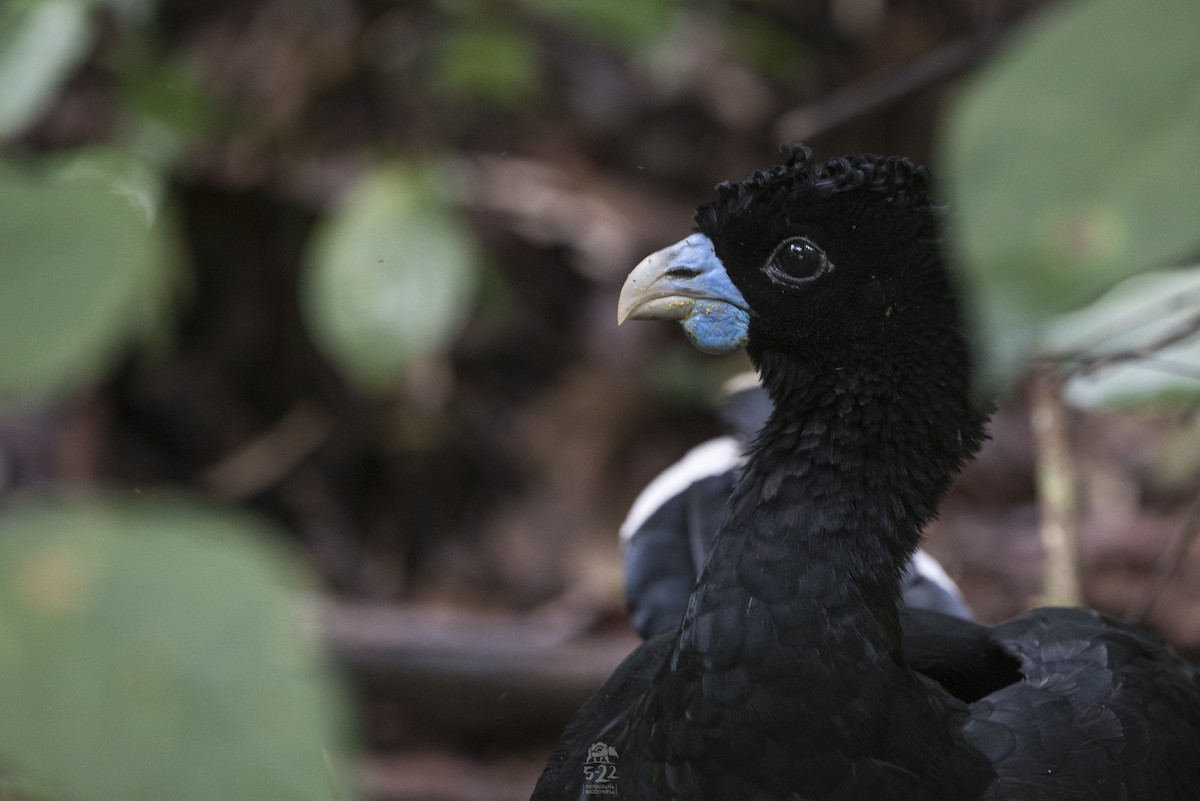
left=533, top=147, right=1200, bottom=800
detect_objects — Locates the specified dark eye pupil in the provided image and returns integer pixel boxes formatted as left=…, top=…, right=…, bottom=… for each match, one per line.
left=774, top=238, right=827, bottom=280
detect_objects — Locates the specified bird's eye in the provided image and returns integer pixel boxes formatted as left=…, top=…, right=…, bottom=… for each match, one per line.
left=764, top=236, right=831, bottom=285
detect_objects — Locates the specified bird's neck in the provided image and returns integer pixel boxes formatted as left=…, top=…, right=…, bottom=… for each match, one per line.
left=677, top=361, right=934, bottom=665
left=669, top=350, right=977, bottom=774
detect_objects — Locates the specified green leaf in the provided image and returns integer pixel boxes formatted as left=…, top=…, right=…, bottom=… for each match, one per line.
left=434, top=20, right=540, bottom=105
left=1044, top=265, right=1200, bottom=409
left=117, top=43, right=222, bottom=163
left=92, top=0, right=158, bottom=23
left=940, top=0, right=1200, bottom=388
left=0, top=150, right=170, bottom=402
left=53, top=146, right=170, bottom=225
left=528, top=0, right=675, bottom=50
left=302, top=163, right=480, bottom=393
left=0, top=496, right=351, bottom=801
left=728, top=12, right=817, bottom=83
left=0, top=1, right=91, bottom=138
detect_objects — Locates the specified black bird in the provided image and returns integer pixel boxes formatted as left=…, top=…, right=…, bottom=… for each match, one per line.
left=532, top=147, right=1200, bottom=800
left=621, top=373, right=973, bottom=641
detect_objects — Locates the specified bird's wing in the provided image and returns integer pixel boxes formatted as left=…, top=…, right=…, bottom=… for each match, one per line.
left=902, top=549, right=973, bottom=619
left=900, top=607, right=1022, bottom=703
left=963, top=607, right=1200, bottom=800
left=620, top=437, right=742, bottom=638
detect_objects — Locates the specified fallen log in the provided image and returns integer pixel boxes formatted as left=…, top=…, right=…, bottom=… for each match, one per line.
left=324, top=602, right=639, bottom=740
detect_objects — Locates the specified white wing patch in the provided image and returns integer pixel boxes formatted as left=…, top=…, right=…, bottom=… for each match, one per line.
left=619, top=436, right=744, bottom=545
left=908, top=549, right=968, bottom=608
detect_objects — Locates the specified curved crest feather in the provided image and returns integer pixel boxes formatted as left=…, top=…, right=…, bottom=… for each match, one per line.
left=694, top=145, right=936, bottom=234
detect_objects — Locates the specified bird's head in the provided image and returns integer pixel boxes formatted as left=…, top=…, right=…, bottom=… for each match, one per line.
left=618, top=146, right=962, bottom=374
left=620, top=146, right=988, bottom=468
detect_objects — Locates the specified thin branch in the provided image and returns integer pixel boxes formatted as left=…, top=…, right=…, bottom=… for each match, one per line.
left=1080, top=355, right=1200, bottom=384
left=1030, top=362, right=1083, bottom=607
left=1055, top=309, right=1200, bottom=379
left=199, top=403, right=332, bottom=501
left=1051, top=288, right=1200, bottom=363
left=1124, top=493, right=1200, bottom=624
left=773, top=32, right=1000, bottom=142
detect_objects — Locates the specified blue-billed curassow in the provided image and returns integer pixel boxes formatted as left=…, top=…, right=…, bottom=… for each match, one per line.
left=532, top=147, right=1200, bottom=800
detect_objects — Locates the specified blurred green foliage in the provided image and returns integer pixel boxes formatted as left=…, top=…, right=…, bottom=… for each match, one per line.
left=433, top=18, right=541, bottom=105
left=526, top=0, right=676, bottom=50
left=1044, top=265, right=1200, bottom=409
left=302, top=163, right=481, bottom=394
left=0, top=1, right=156, bottom=137
left=0, top=0, right=1198, bottom=797
left=0, top=2, right=90, bottom=139
left=0, top=150, right=169, bottom=402
left=0, top=497, right=349, bottom=801
left=941, top=0, right=1200, bottom=392
left=1, top=4, right=357, bottom=798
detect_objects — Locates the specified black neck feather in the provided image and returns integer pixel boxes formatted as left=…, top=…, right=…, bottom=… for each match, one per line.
left=679, top=347, right=977, bottom=659
left=657, top=343, right=986, bottom=794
